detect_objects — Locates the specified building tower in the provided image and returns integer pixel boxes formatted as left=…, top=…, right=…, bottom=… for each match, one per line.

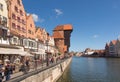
left=53, top=24, right=73, bottom=54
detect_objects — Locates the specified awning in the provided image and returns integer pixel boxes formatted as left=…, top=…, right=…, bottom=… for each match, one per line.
left=32, top=51, right=45, bottom=55
left=20, top=52, right=33, bottom=57
left=0, top=48, right=33, bottom=56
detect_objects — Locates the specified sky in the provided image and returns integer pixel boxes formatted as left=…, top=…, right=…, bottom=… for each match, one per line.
left=23, top=0, right=120, bottom=52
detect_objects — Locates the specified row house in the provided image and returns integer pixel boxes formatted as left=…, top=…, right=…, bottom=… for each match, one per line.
left=0, top=0, right=9, bottom=44
left=116, top=39, right=120, bottom=57
left=8, top=0, right=27, bottom=45
left=24, top=14, right=37, bottom=52
left=0, top=0, right=59, bottom=63
left=35, top=27, right=47, bottom=60
left=109, top=40, right=117, bottom=56
left=0, top=0, right=33, bottom=63
left=105, top=40, right=120, bottom=57
left=47, top=35, right=55, bottom=55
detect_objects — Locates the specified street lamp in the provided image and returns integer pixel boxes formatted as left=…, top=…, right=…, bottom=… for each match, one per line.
left=46, top=40, right=49, bottom=66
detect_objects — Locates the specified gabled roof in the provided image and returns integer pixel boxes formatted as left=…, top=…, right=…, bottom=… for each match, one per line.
left=54, top=25, right=64, bottom=31
left=111, top=40, right=117, bottom=45
left=54, top=24, right=73, bottom=31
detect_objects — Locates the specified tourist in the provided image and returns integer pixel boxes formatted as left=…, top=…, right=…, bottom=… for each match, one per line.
left=4, top=61, right=12, bottom=81
left=19, top=62, right=27, bottom=74
left=0, top=60, right=4, bottom=82
left=25, top=59, right=30, bottom=72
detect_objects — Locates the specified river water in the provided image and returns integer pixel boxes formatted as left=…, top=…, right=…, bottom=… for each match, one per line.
left=57, top=57, right=120, bottom=82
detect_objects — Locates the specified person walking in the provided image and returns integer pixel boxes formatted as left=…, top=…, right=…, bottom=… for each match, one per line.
left=4, top=61, right=12, bottom=81
left=25, top=59, right=30, bottom=72
left=19, top=62, right=27, bottom=74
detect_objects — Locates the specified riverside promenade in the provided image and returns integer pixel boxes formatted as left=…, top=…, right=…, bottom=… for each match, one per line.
left=5, top=57, right=72, bottom=82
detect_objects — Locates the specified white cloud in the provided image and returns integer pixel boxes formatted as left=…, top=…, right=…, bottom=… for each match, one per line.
left=54, top=9, right=63, bottom=16
left=27, top=13, right=44, bottom=23
left=32, top=14, right=39, bottom=22
left=93, top=35, right=99, bottom=38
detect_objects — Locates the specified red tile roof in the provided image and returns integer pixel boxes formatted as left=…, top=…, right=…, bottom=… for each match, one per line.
left=54, top=24, right=73, bottom=31
left=63, top=24, right=73, bottom=30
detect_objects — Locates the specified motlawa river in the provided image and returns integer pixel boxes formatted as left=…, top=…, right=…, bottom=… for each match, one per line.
left=57, top=57, right=120, bottom=82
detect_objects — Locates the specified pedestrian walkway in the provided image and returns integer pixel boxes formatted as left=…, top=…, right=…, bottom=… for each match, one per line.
left=3, top=63, right=46, bottom=82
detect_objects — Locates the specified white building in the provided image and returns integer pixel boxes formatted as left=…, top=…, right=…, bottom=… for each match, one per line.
left=109, top=40, right=117, bottom=56
left=0, top=0, right=9, bottom=44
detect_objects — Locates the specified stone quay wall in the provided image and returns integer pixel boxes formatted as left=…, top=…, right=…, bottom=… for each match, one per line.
left=7, top=58, right=72, bottom=82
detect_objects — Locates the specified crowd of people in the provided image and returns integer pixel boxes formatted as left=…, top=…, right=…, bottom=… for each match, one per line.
left=0, top=58, right=31, bottom=82
left=0, top=54, right=70, bottom=82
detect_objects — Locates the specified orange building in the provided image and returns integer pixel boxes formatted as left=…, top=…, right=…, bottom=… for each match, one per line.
left=7, top=0, right=27, bottom=45
left=26, top=15, right=36, bottom=40
left=35, top=27, right=42, bottom=41
left=53, top=24, right=73, bottom=54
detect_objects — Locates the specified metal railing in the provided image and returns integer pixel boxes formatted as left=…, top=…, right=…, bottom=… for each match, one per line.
left=5, top=57, right=71, bottom=82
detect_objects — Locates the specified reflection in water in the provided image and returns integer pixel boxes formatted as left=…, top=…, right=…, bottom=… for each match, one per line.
left=57, top=57, right=120, bottom=82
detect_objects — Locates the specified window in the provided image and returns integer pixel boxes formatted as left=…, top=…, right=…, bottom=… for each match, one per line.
left=2, top=17, right=7, bottom=26
left=20, top=10, right=23, bottom=16
left=17, top=17, right=20, bottom=22
left=12, top=13, right=15, bottom=19
left=13, top=38, right=17, bottom=43
left=17, top=0, right=21, bottom=5
left=0, top=3, right=3, bottom=11
left=22, top=19, right=24, bottom=24
left=15, top=6, right=18, bottom=12
left=28, top=30, right=31, bottom=34
left=2, top=29, right=7, bottom=40
left=17, top=25, right=21, bottom=31
left=22, top=27, right=26, bottom=33
left=3, top=17, right=7, bottom=22
left=12, top=23, right=16, bottom=29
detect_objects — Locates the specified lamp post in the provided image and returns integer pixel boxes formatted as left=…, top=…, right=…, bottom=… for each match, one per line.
left=46, top=40, right=49, bottom=66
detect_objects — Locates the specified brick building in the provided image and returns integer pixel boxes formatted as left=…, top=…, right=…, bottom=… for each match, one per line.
left=53, top=24, right=73, bottom=54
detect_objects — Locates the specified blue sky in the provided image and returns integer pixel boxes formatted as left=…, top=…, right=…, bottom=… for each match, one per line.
left=23, top=0, right=120, bottom=51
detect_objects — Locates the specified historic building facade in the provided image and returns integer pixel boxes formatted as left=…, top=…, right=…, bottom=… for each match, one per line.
left=0, top=0, right=9, bottom=44
left=108, top=40, right=117, bottom=56
left=53, top=24, right=73, bottom=54
left=8, top=0, right=27, bottom=45
left=25, top=14, right=37, bottom=52
left=116, top=39, right=120, bottom=57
